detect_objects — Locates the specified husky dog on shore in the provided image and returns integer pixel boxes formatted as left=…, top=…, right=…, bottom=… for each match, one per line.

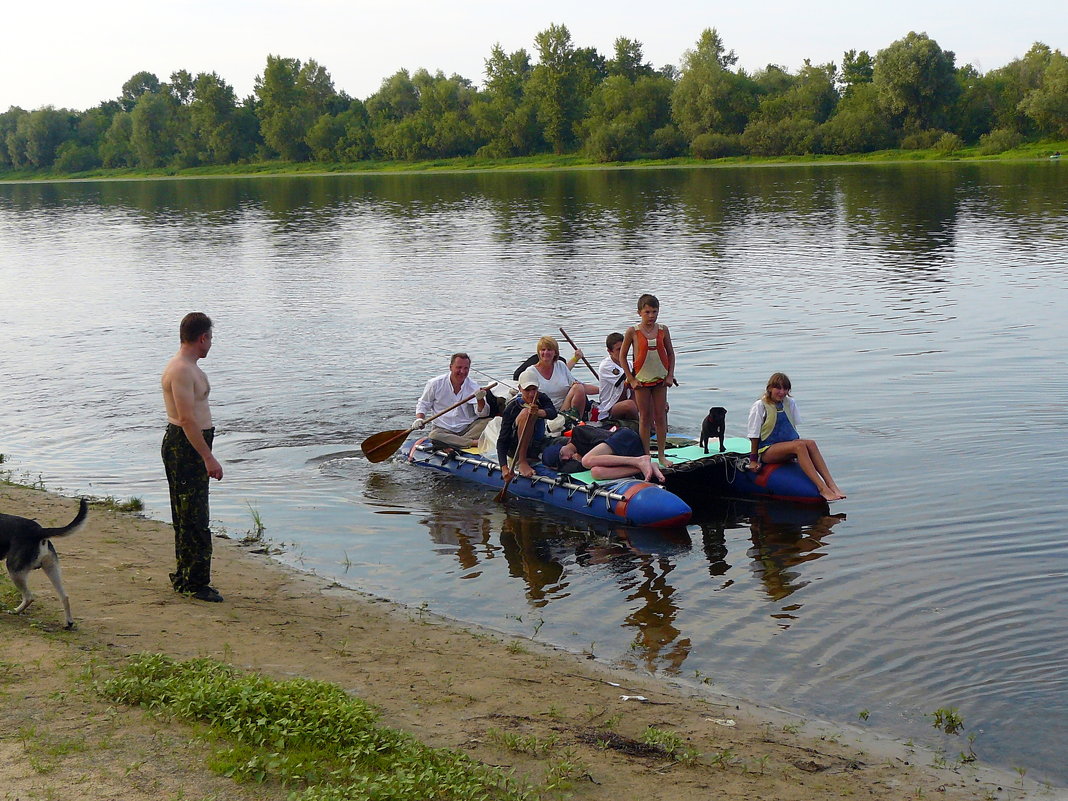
left=1, top=499, right=87, bottom=629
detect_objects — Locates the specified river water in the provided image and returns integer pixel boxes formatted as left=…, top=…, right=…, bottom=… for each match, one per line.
left=1, top=163, right=1066, bottom=784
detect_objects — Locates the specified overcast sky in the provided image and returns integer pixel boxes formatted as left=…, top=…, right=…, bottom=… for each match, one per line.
left=4, top=1, right=1064, bottom=111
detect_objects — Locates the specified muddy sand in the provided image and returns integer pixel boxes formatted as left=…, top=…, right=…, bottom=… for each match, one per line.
left=0, top=484, right=1056, bottom=800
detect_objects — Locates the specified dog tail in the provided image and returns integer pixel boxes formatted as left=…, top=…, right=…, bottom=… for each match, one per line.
left=43, top=498, right=89, bottom=539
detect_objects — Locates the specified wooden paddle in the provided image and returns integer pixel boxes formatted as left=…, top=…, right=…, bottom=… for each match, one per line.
left=558, top=327, right=599, bottom=379
left=361, top=383, right=496, bottom=463
left=495, top=392, right=538, bottom=502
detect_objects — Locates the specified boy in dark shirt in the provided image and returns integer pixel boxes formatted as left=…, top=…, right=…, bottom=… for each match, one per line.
left=497, top=374, right=558, bottom=480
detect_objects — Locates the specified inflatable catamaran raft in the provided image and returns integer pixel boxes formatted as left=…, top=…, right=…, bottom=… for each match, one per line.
left=404, top=436, right=693, bottom=527
left=403, top=431, right=824, bottom=526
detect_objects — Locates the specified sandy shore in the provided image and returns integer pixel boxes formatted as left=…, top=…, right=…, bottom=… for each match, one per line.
left=0, top=483, right=1057, bottom=800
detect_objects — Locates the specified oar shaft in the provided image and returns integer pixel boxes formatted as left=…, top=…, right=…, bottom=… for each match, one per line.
left=496, top=392, right=538, bottom=502
left=419, top=382, right=497, bottom=427
left=362, top=382, right=497, bottom=463
left=470, top=368, right=517, bottom=392
left=558, top=327, right=598, bottom=379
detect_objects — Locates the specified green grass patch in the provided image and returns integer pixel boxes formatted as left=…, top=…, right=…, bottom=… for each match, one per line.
left=88, top=495, right=145, bottom=514
left=0, top=468, right=48, bottom=491
left=640, top=726, right=699, bottom=764
left=100, top=653, right=538, bottom=800
left=0, top=577, right=19, bottom=608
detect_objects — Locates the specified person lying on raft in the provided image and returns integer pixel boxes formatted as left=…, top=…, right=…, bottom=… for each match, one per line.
left=520, top=337, right=598, bottom=420
left=541, top=427, right=665, bottom=484
left=497, top=373, right=558, bottom=481
left=597, top=332, right=638, bottom=421
left=413, top=352, right=494, bottom=448
left=746, top=372, right=846, bottom=502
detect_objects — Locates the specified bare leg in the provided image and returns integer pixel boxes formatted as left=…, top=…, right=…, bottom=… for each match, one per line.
left=650, top=384, right=672, bottom=467
left=634, top=386, right=654, bottom=457
left=514, top=408, right=538, bottom=477
left=582, top=444, right=665, bottom=483
left=762, top=440, right=844, bottom=501
left=802, top=440, right=845, bottom=498
left=605, top=398, right=638, bottom=420
left=563, top=383, right=587, bottom=417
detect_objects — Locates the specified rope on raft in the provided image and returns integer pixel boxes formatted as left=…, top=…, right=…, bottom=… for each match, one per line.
left=662, top=451, right=749, bottom=481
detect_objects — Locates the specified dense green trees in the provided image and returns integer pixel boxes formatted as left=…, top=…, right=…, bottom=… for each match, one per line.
left=873, top=32, right=960, bottom=131
left=527, top=24, right=593, bottom=153
left=255, top=56, right=345, bottom=161
left=477, top=44, right=541, bottom=157
left=3, top=26, right=1066, bottom=174
left=1018, top=50, right=1068, bottom=136
left=671, top=28, right=757, bottom=140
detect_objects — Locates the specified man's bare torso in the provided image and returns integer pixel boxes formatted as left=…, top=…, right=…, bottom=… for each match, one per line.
left=162, top=353, right=213, bottom=429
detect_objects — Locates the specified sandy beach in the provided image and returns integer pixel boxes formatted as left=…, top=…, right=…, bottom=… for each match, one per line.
left=0, top=482, right=1056, bottom=800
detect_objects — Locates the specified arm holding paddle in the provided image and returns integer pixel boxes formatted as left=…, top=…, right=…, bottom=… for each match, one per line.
left=362, top=382, right=496, bottom=463
left=414, top=385, right=491, bottom=429
left=559, top=327, right=599, bottom=380
left=497, top=386, right=556, bottom=484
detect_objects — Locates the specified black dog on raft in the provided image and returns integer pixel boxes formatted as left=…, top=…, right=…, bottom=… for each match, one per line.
left=699, top=407, right=727, bottom=453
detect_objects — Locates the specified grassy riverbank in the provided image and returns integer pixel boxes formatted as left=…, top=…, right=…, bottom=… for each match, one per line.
left=0, top=479, right=1058, bottom=800
left=1, top=140, right=1065, bottom=183
left=0, top=480, right=1059, bottom=798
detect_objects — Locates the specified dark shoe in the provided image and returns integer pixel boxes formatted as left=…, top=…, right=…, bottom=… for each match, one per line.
left=190, top=586, right=224, bottom=603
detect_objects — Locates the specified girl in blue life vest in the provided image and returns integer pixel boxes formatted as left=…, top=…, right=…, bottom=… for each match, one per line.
left=745, top=373, right=846, bottom=502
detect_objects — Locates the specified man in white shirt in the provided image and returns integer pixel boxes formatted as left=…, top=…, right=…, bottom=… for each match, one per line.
left=414, top=353, right=493, bottom=447
left=597, top=333, right=638, bottom=420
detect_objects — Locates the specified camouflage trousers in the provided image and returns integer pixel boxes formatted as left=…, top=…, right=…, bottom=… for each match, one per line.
left=162, top=424, right=214, bottom=592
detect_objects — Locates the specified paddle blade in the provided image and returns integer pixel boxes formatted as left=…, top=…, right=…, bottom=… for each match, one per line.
left=361, top=428, right=411, bottom=463
left=494, top=480, right=512, bottom=503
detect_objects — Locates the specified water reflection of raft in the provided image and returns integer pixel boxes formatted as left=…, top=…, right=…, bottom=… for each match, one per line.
left=403, top=437, right=692, bottom=528
left=660, top=436, right=823, bottom=504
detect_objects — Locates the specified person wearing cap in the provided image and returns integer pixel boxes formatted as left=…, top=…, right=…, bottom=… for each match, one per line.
left=413, top=353, right=494, bottom=448
left=496, top=375, right=558, bottom=480
left=541, top=427, right=665, bottom=483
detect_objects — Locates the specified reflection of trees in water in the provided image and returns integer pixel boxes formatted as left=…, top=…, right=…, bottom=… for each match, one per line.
left=12, top=164, right=1065, bottom=267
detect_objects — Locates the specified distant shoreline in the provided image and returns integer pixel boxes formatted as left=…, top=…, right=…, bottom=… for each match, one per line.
left=1, top=142, right=1064, bottom=185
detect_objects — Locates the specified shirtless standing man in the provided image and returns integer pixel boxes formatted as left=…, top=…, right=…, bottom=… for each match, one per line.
left=161, top=312, right=224, bottom=603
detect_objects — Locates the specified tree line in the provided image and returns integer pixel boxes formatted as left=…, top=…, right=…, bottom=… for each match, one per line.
left=2, top=25, right=1066, bottom=173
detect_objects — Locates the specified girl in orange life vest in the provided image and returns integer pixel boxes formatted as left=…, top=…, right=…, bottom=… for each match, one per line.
left=620, top=294, right=676, bottom=467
